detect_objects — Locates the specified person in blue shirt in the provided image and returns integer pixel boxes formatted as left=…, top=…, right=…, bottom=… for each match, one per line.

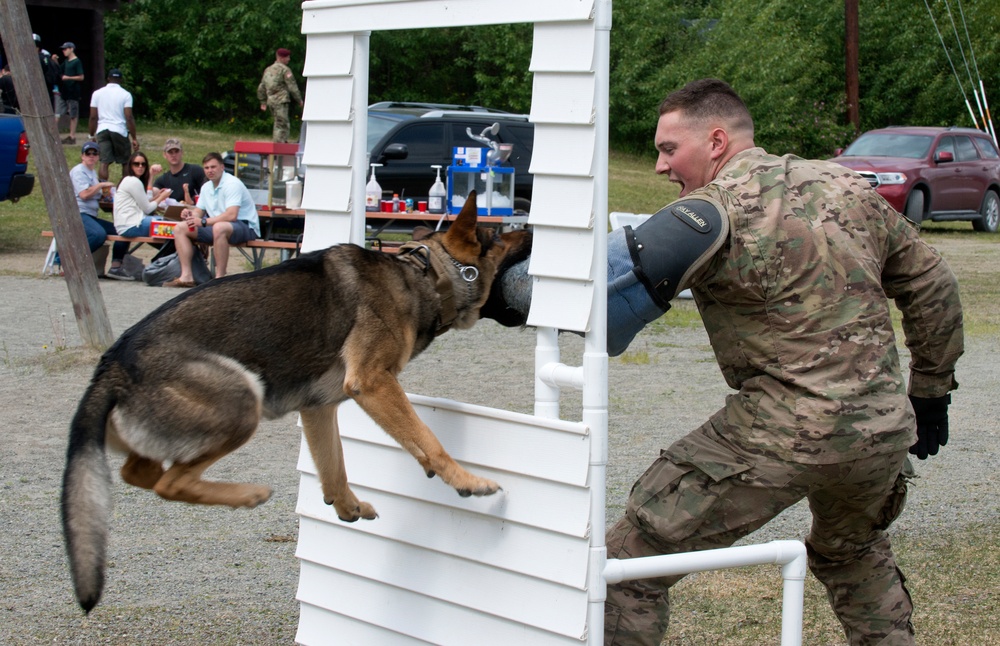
left=166, top=152, right=260, bottom=287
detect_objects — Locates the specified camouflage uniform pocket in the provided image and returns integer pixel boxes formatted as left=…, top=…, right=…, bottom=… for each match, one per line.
left=625, top=421, right=755, bottom=547
left=875, top=455, right=915, bottom=531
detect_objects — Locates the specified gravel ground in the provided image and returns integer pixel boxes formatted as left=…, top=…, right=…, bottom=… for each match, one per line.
left=0, top=250, right=997, bottom=644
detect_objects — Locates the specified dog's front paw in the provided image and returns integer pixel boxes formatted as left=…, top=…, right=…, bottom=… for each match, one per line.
left=456, top=476, right=501, bottom=498
left=329, top=499, right=378, bottom=522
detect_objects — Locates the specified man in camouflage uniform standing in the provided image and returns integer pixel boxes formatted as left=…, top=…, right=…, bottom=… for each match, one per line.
left=257, top=47, right=303, bottom=143
left=603, top=79, right=963, bottom=645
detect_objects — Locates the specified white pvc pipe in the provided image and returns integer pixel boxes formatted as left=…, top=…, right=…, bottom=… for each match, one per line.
left=538, top=361, right=585, bottom=390
left=603, top=540, right=807, bottom=646
left=349, top=32, right=371, bottom=247
left=534, top=327, right=561, bottom=419
left=587, top=0, right=613, bottom=643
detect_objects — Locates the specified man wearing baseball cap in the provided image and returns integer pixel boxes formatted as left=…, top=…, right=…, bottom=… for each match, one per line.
left=88, top=68, right=139, bottom=181
left=55, top=42, right=84, bottom=144
left=257, top=47, right=303, bottom=142
left=152, top=138, right=207, bottom=204
left=56, top=141, right=121, bottom=274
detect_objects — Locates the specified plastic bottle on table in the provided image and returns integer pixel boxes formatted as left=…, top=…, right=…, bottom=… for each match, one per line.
left=365, top=163, right=383, bottom=212
left=428, top=164, right=446, bottom=214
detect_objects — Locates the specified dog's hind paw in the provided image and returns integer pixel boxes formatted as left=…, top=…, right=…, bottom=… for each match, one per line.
left=240, top=486, right=273, bottom=508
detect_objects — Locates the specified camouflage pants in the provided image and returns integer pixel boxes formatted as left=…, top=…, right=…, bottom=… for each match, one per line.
left=270, top=102, right=290, bottom=143
left=605, top=412, right=915, bottom=646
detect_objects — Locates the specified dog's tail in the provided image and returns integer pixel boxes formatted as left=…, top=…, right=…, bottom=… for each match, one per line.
left=62, top=372, right=119, bottom=613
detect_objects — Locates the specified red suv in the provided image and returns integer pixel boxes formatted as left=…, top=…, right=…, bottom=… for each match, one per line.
left=830, top=126, right=1000, bottom=232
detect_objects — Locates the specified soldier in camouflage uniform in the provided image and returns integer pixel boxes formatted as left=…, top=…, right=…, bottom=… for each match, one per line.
left=257, top=48, right=303, bottom=143
left=603, top=79, right=963, bottom=645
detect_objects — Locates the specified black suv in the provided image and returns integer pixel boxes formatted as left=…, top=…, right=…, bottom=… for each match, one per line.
left=367, top=105, right=535, bottom=212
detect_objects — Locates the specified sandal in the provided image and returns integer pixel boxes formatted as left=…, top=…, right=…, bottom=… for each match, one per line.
left=163, top=278, right=196, bottom=288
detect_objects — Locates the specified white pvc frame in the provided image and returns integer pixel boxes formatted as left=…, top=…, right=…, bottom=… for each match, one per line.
left=297, top=2, right=807, bottom=644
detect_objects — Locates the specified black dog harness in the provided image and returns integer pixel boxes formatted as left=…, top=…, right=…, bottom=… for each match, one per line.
left=397, top=241, right=479, bottom=335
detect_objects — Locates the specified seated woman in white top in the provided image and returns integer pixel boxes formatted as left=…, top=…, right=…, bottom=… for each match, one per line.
left=114, top=151, right=171, bottom=237
left=109, top=151, right=171, bottom=280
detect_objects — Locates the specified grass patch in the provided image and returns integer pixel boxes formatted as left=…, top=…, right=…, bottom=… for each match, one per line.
left=0, top=122, right=260, bottom=253
left=618, top=349, right=651, bottom=364
left=661, top=520, right=1000, bottom=645
left=609, top=149, right=678, bottom=215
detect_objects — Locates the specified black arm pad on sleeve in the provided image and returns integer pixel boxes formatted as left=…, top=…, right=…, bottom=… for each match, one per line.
left=625, top=197, right=729, bottom=309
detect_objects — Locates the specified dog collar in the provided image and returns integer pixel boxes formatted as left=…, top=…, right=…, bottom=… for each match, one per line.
left=396, top=242, right=479, bottom=335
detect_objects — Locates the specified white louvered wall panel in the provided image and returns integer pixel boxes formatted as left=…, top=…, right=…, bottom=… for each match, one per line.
left=296, top=399, right=592, bottom=644
left=297, top=3, right=604, bottom=643
left=299, top=33, right=357, bottom=249
left=299, top=123, right=354, bottom=167
left=525, top=19, right=599, bottom=333
left=302, top=33, right=355, bottom=77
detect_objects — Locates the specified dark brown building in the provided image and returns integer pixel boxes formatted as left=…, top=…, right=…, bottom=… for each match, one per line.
left=2, top=0, right=128, bottom=109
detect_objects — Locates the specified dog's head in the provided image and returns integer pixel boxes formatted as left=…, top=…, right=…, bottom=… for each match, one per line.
left=478, top=228, right=532, bottom=327
left=414, top=192, right=532, bottom=329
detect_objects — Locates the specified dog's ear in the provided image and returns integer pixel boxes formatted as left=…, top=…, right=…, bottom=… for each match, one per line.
left=412, top=225, right=434, bottom=241
left=442, top=191, right=480, bottom=257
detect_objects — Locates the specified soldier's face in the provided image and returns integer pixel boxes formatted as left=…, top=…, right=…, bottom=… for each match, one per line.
left=654, top=110, right=716, bottom=197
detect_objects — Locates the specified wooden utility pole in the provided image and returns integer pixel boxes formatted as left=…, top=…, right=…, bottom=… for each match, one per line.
left=845, top=0, right=860, bottom=135
left=0, top=0, right=114, bottom=350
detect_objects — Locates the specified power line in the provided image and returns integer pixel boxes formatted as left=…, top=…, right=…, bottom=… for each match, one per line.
left=923, top=0, right=978, bottom=129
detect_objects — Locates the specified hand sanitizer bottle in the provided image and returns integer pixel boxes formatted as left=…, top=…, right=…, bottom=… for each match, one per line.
left=428, top=165, right=446, bottom=214
left=365, top=163, right=383, bottom=212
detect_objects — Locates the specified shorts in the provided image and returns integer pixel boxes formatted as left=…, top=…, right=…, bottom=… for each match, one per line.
left=96, top=130, right=131, bottom=165
left=195, top=219, right=258, bottom=245
left=55, top=95, right=80, bottom=118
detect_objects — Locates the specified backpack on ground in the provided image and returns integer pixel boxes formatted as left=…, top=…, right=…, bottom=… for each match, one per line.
left=141, top=251, right=212, bottom=286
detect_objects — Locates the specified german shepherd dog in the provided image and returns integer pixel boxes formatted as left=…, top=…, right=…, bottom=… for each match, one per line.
left=62, top=193, right=531, bottom=613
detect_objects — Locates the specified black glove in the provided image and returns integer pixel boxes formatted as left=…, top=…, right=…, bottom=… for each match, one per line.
left=908, top=394, right=951, bottom=460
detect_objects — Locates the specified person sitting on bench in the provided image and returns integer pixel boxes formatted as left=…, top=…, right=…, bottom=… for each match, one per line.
left=109, top=150, right=171, bottom=280
left=166, top=152, right=260, bottom=287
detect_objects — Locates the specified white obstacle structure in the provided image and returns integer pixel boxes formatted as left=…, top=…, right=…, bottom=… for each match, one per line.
left=294, top=1, right=807, bottom=644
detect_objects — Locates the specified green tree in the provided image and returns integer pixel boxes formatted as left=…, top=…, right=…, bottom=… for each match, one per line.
left=102, top=0, right=1000, bottom=157
left=608, top=0, right=693, bottom=154
left=105, top=0, right=305, bottom=134
left=857, top=0, right=1000, bottom=133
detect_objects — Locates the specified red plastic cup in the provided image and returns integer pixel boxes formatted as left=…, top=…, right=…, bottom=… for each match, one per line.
left=418, top=200, right=428, bottom=212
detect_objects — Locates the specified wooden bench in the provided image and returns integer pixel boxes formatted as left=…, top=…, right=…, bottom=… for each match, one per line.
left=41, top=231, right=300, bottom=274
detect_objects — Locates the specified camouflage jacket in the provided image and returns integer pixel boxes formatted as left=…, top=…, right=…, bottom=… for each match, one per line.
left=684, top=147, right=964, bottom=463
left=256, top=61, right=302, bottom=107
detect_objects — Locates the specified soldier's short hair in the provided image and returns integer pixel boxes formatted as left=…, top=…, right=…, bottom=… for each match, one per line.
left=659, top=78, right=754, bottom=136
